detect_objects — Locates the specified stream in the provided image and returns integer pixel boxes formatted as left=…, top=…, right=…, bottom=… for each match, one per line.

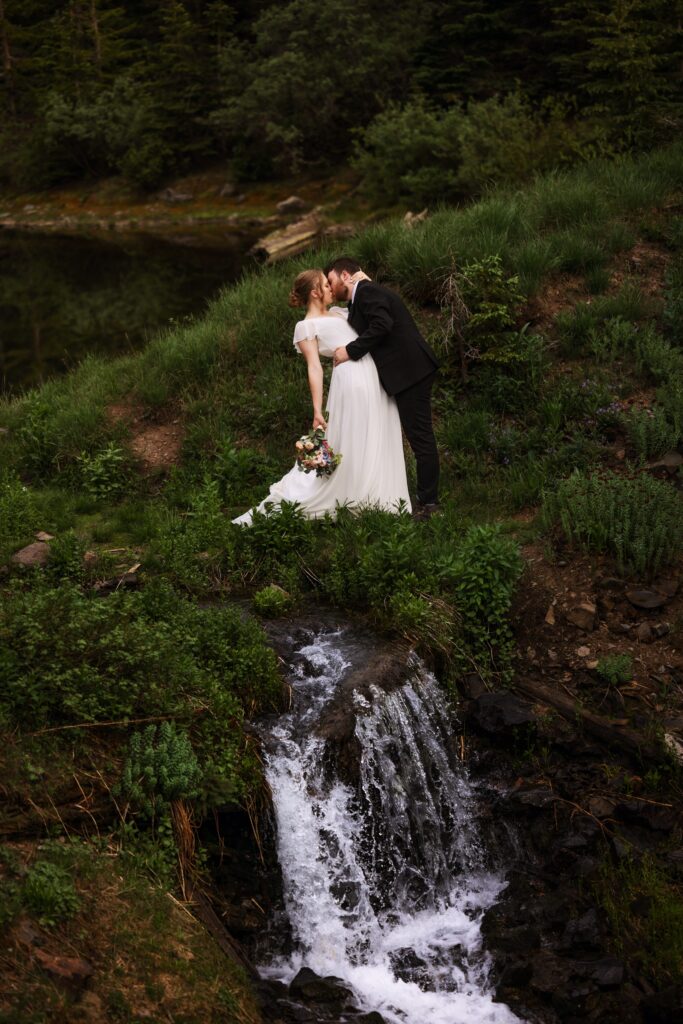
left=254, top=628, right=523, bottom=1024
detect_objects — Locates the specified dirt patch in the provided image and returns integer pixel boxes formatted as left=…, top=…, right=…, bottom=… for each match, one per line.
left=512, top=539, right=683, bottom=733
left=106, top=402, right=184, bottom=472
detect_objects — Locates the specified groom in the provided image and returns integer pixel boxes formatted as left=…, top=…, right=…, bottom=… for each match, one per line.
left=325, top=256, right=440, bottom=516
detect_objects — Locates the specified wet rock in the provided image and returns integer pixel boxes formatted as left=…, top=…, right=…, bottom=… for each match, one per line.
left=653, top=622, right=670, bottom=638
left=626, top=589, right=668, bottom=610
left=468, top=692, right=536, bottom=734
left=10, top=540, right=49, bottom=567
left=566, top=603, right=597, bottom=631
left=357, top=1013, right=387, bottom=1024
left=641, top=984, right=683, bottom=1023
left=496, top=957, right=533, bottom=990
left=288, top=967, right=352, bottom=1005
left=582, top=956, right=624, bottom=988
left=459, top=673, right=488, bottom=699
left=560, top=908, right=602, bottom=952
left=277, top=195, right=310, bottom=215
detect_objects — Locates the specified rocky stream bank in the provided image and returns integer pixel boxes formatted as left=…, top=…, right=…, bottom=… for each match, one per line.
left=195, top=611, right=683, bottom=1024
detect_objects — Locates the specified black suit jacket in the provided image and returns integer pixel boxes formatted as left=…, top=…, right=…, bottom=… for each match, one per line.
left=345, top=280, right=439, bottom=396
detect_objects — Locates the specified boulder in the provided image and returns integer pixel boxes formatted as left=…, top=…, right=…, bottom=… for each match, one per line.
left=468, top=693, right=536, bottom=734
left=10, top=541, right=49, bottom=567
left=276, top=195, right=309, bottom=215
left=288, top=967, right=352, bottom=1004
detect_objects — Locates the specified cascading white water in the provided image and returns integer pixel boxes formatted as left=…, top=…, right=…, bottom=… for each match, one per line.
left=259, top=630, right=523, bottom=1024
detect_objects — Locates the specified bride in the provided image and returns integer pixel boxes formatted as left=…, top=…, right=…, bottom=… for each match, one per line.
left=232, top=268, right=411, bottom=525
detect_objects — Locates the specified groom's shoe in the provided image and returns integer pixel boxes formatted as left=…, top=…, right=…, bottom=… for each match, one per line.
left=413, top=502, right=441, bottom=522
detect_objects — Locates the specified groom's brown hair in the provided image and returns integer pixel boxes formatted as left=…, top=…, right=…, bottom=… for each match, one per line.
left=324, top=256, right=361, bottom=276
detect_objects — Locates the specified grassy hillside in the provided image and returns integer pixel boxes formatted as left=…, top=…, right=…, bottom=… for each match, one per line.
left=2, top=141, right=683, bottom=1017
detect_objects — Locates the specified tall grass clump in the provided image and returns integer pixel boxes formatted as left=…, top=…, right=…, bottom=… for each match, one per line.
left=543, top=470, right=683, bottom=578
left=557, top=287, right=656, bottom=358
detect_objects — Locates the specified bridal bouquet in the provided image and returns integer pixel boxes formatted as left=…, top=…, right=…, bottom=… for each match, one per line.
left=295, top=427, right=342, bottom=477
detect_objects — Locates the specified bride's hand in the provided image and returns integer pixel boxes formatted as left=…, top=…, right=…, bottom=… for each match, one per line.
left=312, top=412, right=327, bottom=430
left=348, top=271, right=370, bottom=284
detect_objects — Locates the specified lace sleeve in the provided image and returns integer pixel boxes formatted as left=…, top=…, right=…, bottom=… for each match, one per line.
left=293, top=320, right=318, bottom=353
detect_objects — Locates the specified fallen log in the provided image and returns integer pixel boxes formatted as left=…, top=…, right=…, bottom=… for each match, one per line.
left=249, top=212, right=321, bottom=263
left=512, top=676, right=665, bottom=764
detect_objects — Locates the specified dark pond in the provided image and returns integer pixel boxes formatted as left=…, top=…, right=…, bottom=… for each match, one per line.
left=0, top=229, right=255, bottom=395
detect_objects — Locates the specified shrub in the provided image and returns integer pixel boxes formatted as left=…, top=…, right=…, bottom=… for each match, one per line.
left=634, top=326, right=683, bottom=384
left=595, top=653, right=633, bottom=686
left=620, top=407, right=680, bottom=464
left=253, top=584, right=293, bottom=618
left=23, top=860, right=80, bottom=927
left=663, top=255, right=683, bottom=345
left=77, top=442, right=128, bottom=500
left=351, top=98, right=461, bottom=206
left=47, top=530, right=87, bottom=582
left=543, top=471, right=683, bottom=578
left=449, top=524, right=523, bottom=678
left=0, top=473, right=39, bottom=560
left=118, top=722, right=202, bottom=819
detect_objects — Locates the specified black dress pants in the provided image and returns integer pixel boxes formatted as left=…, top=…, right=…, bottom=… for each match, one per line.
left=393, top=370, right=439, bottom=506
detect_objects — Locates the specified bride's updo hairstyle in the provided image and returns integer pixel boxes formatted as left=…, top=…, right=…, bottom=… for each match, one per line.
left=288, top=269, right=324, bottom=308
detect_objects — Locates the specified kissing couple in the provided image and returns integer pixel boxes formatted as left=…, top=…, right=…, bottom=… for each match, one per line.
left=233, top=257, right=440, bottom=526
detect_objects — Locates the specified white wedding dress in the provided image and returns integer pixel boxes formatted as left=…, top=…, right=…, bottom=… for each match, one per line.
left=232, top=308, right=411, bottom=524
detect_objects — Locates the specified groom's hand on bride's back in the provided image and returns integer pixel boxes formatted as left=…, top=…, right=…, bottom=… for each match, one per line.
left=333, top=346, right=350, bottom=366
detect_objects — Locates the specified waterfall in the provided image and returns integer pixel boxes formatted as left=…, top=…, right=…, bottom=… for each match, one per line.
left=258, top=629, right=522, bottom=1024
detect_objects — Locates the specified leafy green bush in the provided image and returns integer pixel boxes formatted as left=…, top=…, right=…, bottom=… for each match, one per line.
left=23, top=860, right=80, bottom=927
left=118, top=722, right=202, bottom=819
left=0, top=580, right=281, bottom=802
left=448, top=524, right=523, bottom=678
left=253, top=584, right=293, bottom=618
left=352, top=98, right=461, bottom=207
left=77, top=442, right=128, bottom=500
left=47, top=530, right=86, bottom=582
left=543, top=471, right=683, bottom=578
left=595, top=653, right=633, bottom=686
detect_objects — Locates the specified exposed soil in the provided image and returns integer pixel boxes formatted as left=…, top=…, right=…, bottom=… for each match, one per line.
left=107, top=401, right=184, bottom=472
